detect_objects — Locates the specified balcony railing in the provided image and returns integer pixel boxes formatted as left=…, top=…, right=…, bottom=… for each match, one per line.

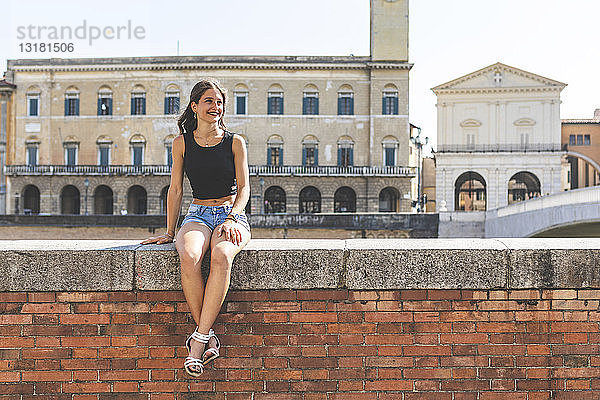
left=249, top=165, right=415, bottom=177
left=4, top=164, right=416, bottom=177
left=435, top=143, right=563, bottom=153
left=4, top=165, right=172, bottom=176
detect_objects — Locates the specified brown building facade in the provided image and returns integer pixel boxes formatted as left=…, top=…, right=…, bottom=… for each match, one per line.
left=562, top=109, right=600, bottom=189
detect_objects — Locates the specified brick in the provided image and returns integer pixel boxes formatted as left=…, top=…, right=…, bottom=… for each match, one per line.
left=327, top=323, right=376, bottom=334
left=542, top=289, right=577, bottom=299
left=509, top=290, right=540, bottom=300
left=400, top=290, right=427, bottom=300
left=0, top=315, right=32, bottom=324
left=99, top=370, right=149, bottom=381
left=21, top=371, right=71, bottom=382
left=578, top=290, right=600, bottom=300
left=59, top=314, right=110, bottom=325
left=298, top=290, right=348, bottom=301
left=440, top=333, right=488, bottom=344
left=289, top=312, right=337, bottom=323
left=552, top=322, right=599, bottom=332
left=364, top=312, right=412, bottom=323
left=439, top=311, right=488, bottom=322
left=56, top=292, right=109, bottom=302
left=253, top=301, right=300, bottom=312
left=403, top=368, right=451, bottom=379
left=364, top=380, right=412, bottom=391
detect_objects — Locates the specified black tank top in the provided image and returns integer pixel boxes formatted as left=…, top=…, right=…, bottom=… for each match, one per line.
left=183, top=130, right=237, bottom=200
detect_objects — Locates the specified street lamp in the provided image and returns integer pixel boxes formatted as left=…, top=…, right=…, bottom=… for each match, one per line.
left=410, top=127, right=429, bottom=212
left=84, top=178, right=90, bottom=216
left=259, top=178, right=265, bottom=215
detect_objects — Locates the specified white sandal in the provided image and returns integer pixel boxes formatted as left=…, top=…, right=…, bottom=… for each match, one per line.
left=184, top=328, right=210, bottom=377
left=202, top=329, right=221, bottom=366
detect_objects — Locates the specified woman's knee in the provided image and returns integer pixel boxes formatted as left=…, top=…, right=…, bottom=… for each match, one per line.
left=177, top=244, right=204, bottom=269
left=210, top=247, right=234, bottom=271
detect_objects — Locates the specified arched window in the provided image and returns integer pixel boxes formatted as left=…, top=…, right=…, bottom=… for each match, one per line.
left=94, top=185, right=113, bottom=215
left=379, top=187, right=399, bottom=212
left=264, top=186, right=286, bottom=214
left=299, top=186, right=321, bottom=213
left=508, top=171, right=541, bottom=204
left=303, top=84, right=319, bottom=115
left=98, top=86, right=113, bottom=116
left=267, top=135, right=284, bottom=166
left=130, top=134, right=146, bottom=167
left=302, top=135, right=319, bottom=166
left=131, top=85, right=146, bottom=115
left=382, top=84, right=398, bottom=115
left=337, top=84, right=354, bottom=115
left=22, top=185, right=40, bottom=215
left=160, top=185, right=169, bottom=214
left=337, top=136, right=354, bottom=167
left=61, top=185, right=80, bottom=214
left=267, top=84, right=284, bottom=115
left=382, top=136, right=399, bottom=167
left=64, top=87, right=80, bottom=116
left=334, top=186, right=356, bottom=213
left=26, top=86, right=41, bottom=117
left=234, top=83, right=249, bottom=115
left=455, top=171, right=487, bottom=211
left=127, top=185, right=147, bottom=214
left=164, top=84, right=180, bottom=115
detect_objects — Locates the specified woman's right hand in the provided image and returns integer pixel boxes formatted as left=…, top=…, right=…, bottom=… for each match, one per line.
left=140, top=233, right=174, bottom=245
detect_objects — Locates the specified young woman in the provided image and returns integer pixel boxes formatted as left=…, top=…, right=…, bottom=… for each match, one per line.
left=141, top=79, right=251, bottom=377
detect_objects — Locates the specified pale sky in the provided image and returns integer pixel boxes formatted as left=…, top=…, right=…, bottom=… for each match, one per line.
left=3, top=0, right=599, bottom=153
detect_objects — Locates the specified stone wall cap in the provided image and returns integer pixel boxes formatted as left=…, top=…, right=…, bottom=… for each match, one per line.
left=0, top=240, right=141, bottom=251
left=496, top=238, right=600, bottom=250
left=345, top=238, right=506, bottom=250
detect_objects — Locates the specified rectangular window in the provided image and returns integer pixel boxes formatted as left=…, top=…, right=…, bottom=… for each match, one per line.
left=268, top=93, right=283, bottom=115
left=303, top=146, right=318, bottom=166
left=382, top=93, right=398, bottom=115
left=384, top=146, right=396, bottom=166
left=98, top=146, right=110, bottom=166
left=27, top=94, right=39, bottom=117
left=132, top=145, right=144, bottom=166
left=520, top=133, right=530, bottom=147
left=569, top=134, right=576, bottom=145
left=131, top=93, right=146, bottom=115
left=26, top=145, right=38, bottom=166
left=234, top=92, right=248, bottom=115
left=268, top=147, right=282, bottom=165
left=164, top=92, right=180, bottom=115
left=577, top=134, right=584, bottom=145
left=338, top=93, right=354, bottom=115
left=98, top=95, right=112, bottom=116
left=303, top=92, right=319, bottom=115
left=65, top=94, right=79, bottom=116
left=466, top=133, right=476, bottom=147
left=338, top=147, right=353, bottom=167
left=165, top=145, right=173, bottom=166
left=585, top=134, right=591, bottom=145
left=65, top=146, right=77, bottom=166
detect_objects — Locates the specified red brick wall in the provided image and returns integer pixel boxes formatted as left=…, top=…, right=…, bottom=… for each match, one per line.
left=2, top=289, right=600, bottom=399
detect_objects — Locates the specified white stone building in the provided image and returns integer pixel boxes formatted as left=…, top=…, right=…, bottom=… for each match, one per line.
left=432, top=62, right=567, bottom=212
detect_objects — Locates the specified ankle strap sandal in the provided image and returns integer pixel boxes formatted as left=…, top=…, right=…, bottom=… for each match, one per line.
left=184, top=328, right=210, bottom=377
left=202, top=329, right=221, bottom=366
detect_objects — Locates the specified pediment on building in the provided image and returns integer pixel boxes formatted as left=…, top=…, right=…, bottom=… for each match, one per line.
left=431, top=62, right=566, bottom=94
left=514, top=118, right=536, bottom=126
left=460, top=119, right=482, bottom=127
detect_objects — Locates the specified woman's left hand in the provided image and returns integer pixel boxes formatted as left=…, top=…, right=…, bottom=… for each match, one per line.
left=218, top=220, right=242, bottom=246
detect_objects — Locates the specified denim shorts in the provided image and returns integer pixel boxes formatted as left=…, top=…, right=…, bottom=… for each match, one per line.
left=181, top=203, right=250, bottom=232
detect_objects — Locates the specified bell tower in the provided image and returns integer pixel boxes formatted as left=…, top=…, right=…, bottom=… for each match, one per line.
left=370, top=0, right=409, bottom=61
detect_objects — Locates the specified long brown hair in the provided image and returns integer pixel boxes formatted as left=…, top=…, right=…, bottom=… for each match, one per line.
left=177, top=79, right=227, bottom=135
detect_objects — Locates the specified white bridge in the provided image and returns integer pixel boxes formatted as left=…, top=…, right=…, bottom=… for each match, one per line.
left=440, top=185, right=600, bottom=238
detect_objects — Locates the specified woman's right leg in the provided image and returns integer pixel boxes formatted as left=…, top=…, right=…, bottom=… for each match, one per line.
left=175, top=221, right=212, bottom=373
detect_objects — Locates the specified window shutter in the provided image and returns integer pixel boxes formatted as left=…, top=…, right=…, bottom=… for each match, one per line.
left=337, top=97, right=342, bottom=115
left=131, top=97, right=135, bottom=115
left=98, top=98, right=102, bottom=115
left=30, top=99, right=38, bottom=116
left=237, top=95, right=245, bottom=115
left=349, top=97, right=354, bottom=115
left=75, top=99, right=79, bottom=116
left=64, top=98, right=68, bottom=116
left=302, top=97, right=307, bottom=115
left=382, top=96, right=387, bottom=115
left=314, top=147, right=319, bottom=166
left=142, top=98, right=146, bottom=115
left=267, top=147, right=272, bottom=165
left=314, top=97, right=319, bottom=115
left=164, top=97, right=168, bottom=114
left=267, top=97, right=273, bottom=115
left=174, top=97, right=180, bottom=113
left=393, top=96, right=398, bottom=115
left=337, top=147, right=342, bottom=166
left=279, top=97, right=283, bottom=115
left=108, top=98, right=112, bottom=115
left=302, top=147, right=306, bottom=166
left=349, top=148, right=354, bottom=166
left=279, top=147, right=284, bottom=165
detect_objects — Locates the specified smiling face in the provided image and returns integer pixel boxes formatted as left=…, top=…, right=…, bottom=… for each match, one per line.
left=192, top=88, right=224, bottom=126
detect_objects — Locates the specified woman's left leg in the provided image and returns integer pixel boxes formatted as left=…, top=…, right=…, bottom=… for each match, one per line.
left=197, top=225, right=251, bottom=342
